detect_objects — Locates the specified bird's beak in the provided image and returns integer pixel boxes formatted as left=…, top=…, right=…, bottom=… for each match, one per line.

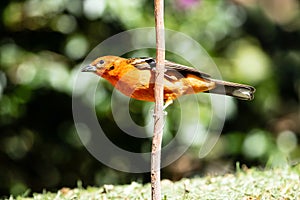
left=81, top=65, right=97, bottom=72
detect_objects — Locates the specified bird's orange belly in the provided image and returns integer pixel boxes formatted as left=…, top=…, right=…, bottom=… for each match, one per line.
left=111, top=73, right=215, bottom=102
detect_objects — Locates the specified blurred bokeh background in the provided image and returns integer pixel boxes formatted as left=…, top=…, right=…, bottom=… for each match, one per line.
left=0, top=0, right=299, bottom=197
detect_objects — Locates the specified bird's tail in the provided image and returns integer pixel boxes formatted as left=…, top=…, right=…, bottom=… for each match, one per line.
left=207, top=79, right=256, bottom=100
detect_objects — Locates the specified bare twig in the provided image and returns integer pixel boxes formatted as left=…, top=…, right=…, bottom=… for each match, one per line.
left=151, top=0, right=165, bottom=199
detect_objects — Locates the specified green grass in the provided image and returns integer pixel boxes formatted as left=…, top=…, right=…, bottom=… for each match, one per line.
left=11, top=165, right=300, bottom=200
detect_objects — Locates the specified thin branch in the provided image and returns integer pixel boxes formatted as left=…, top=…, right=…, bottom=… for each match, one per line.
left=151, top=0, right=165, bottom=199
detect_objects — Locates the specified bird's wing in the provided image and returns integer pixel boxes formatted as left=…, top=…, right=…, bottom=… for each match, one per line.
left=164, top=60, right=211, bottom=78
left=131, top=57, right=211, bottom=79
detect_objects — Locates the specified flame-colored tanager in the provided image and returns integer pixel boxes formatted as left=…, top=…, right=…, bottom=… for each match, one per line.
left=81, top=56, right=255, bottom=107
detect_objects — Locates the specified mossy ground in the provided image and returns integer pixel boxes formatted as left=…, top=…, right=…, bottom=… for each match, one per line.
left=11, top=165, right=300, bottom=200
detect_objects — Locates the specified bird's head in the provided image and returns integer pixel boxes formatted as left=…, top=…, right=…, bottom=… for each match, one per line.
left=81, top=56, right=119, bottom=76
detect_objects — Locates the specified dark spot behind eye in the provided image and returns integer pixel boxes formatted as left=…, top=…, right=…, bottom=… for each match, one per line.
left=109, top=66, right=114, bottom=70
left=99, top=60, right=104, bottom=64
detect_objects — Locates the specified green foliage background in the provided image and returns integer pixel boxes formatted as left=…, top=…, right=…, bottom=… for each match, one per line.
left=0, top=0, right=299, bottom=197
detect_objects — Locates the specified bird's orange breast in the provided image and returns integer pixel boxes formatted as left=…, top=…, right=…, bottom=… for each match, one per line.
left=101, top=65, right=155, bottom=101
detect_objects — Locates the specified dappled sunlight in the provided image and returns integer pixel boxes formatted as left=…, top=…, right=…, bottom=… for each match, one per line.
left=277, top=130, right=298, bottom=154
left=234, top=0, right=300, bottom=31
left=226, top=39, right=271, bottom=84
left=64, top=34, right=89, bottom=60
left=0, top=0, right=299, bottom=197
left=242, top=130, right=269, bottom=159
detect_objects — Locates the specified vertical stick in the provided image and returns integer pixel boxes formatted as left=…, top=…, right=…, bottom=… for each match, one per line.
left=152, top=0, right=165, bottom=199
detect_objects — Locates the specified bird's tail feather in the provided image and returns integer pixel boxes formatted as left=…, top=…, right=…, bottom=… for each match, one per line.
left=207, top=79, right=255, bottom=100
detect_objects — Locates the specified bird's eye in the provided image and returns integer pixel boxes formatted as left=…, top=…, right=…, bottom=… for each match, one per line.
left=99, top=60, right=104, bottom=65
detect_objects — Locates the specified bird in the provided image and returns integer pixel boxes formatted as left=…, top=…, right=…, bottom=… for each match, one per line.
left=81, top=55, right=255, bottom=108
